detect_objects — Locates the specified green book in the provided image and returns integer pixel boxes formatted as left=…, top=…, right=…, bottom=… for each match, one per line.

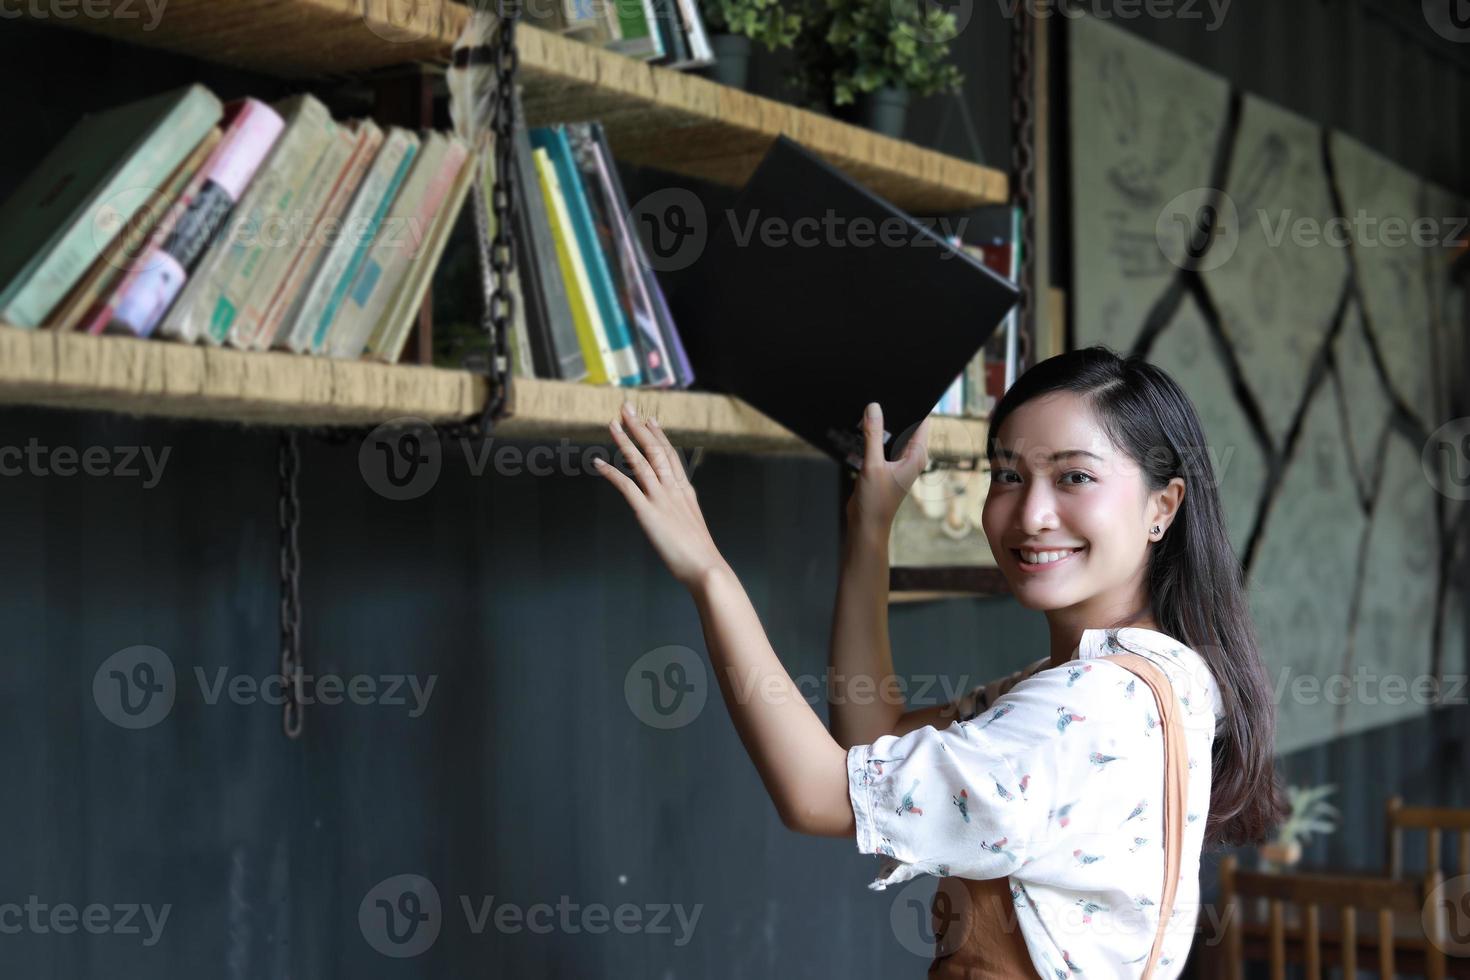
left=0, top=83, right=224, bottom=328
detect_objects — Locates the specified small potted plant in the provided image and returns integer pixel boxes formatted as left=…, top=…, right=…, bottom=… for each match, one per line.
left=1259, top=783, right=1339, bottom=871
left=790, top=0, right=964, bottom=137
left=696, top=0, right=802, bottom=90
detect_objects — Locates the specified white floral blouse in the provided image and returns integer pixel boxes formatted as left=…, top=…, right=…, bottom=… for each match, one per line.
left=846, top=627, right=1224, bottom=978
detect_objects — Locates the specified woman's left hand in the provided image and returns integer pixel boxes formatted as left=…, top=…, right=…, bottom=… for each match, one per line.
left=594, top=401, right=728, bottom=590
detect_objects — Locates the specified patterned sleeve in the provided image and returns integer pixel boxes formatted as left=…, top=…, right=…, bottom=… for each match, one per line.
left=847, top=660, right=1152, bottom=890
left=955, top=655, right=1053, bottom=723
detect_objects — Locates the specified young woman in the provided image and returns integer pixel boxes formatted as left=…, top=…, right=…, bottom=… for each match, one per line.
left=592, top=345, right=1286, bottom=977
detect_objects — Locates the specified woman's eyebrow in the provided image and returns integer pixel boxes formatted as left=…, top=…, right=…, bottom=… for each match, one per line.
left=990, top=448, right=1106, bottom=463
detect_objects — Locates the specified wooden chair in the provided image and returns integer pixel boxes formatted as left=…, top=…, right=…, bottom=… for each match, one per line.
left=1218, top=854, right=1448, bottom=979
left=1387, top=796, right=1470, bottom=880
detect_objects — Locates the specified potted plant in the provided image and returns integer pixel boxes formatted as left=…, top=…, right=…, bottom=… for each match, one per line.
left=1259, top=783, right=1339, bottom=871
left=789, top=0, right=964, bottom=137
left=696, top=0, right=802, bottom=90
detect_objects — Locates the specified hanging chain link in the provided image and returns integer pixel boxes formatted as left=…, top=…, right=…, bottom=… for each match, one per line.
left=278, top=431, right=305, bottom=740
left=443, top=0, right=520, bottom=444
left=1010, top=4, right=1036, bottom=361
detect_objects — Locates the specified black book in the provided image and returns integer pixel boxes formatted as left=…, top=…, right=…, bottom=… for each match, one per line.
left=664, top=136, right=1019, bottom=470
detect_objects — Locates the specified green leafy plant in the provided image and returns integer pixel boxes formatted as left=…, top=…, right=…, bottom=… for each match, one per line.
left=789, top=0, right=965, bottom=108
left=698, top=0, right=802, bottom=51
left=1271, top=783, right=1340, bottom=850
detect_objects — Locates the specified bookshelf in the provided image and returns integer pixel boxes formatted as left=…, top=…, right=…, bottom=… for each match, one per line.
left=2, top=0, right=1003, bottom=461
left=18, top=0, right=1008, bottom=213
left=0, top=325, right=990, bottom=460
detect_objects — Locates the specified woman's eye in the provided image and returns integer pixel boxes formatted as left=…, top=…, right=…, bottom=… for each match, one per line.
left=1061, top=471, right=1094, bottom=485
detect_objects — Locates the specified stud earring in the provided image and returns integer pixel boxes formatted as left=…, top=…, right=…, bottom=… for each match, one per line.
left=1151, top=524, right=1162, bottom=536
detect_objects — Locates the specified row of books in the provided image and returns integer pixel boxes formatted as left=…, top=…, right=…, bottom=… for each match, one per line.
left=0, top=84, right=476, bottom=363
left=496, top=85, right=694, bottom=389
left=933, top=209, right=1022, bottom=417
left=526, top=0, right=715, bottom=69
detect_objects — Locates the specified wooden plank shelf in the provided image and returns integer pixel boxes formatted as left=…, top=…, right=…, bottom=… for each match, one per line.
left=21, top=0, right=1007, bottom=212
left=0, top=327, right=990, bottom=460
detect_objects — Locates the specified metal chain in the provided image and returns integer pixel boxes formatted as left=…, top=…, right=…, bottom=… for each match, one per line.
left=1010, top=4, right=1036, bottom=363
left=278, top=431, right=305, bottom=739
left=443, top=0, right=520, bottom=445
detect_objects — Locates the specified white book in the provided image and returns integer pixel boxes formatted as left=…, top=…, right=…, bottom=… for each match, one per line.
left=227, top=107, right=356, bottom=349
left=281, top=126, right=418, bottom=354
left=260, top=120, right=385, bottom=351
left=326, top=132, right=457, bottom=360
left=368, top=148, right=477, bottom=364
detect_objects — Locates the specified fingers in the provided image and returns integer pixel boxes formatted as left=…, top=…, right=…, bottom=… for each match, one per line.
left=608, top=409, right=661, bottom=498
left=863, top=401, right=886, bottom=472
left=594, top=449, right=650, bottom=511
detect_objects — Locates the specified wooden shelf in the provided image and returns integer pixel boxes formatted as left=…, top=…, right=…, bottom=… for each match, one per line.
left=22, top=0, right=1007, bottom=212
left=0, top=326, right=990, bottom=460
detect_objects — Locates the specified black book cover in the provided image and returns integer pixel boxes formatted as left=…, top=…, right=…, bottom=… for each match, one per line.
left=664, top=135, right=1018, bottom=469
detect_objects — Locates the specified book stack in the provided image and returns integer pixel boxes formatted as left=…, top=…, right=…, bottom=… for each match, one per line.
left=0, top=84, right=477, bottom=365
left=524, top=0, right=715, bottom=69
left=932, top=208, right=1021, bottom=417
left=497, top=85, right=694, bottom=389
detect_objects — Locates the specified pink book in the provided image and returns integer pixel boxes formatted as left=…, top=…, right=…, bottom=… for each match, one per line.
left=81, top=98, right=284, bottom=339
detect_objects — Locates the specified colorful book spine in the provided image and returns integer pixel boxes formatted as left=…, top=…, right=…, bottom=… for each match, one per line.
left=334, top=134, right=467, bottom=360
left=369, top=149, right=478, bottom=364
left=530, top=125, right=640, bottom=385
left=260, top=120, right=385, bottom=351
left=0, top=83, right=224, bottom=328
left=533, top=146, right=615, bottom=385
left=569, top=122, right=673, bottom=388
left=160, top=94, right=336, bottom=345
left=282, top=126, right=417, bottom=354
left=85, top=98, right=286, bottom=338
left=45, top=128, right=222, bottom=333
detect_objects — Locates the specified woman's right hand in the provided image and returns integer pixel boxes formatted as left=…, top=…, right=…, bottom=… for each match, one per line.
left=844, top=402, right=932, bottom=537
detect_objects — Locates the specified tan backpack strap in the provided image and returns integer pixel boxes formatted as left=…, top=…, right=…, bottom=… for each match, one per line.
left=1099, top=652, right=1188, bottom=980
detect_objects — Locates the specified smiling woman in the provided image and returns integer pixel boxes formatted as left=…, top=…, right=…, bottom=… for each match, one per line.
left=593, top=345, right=1287, bottom=979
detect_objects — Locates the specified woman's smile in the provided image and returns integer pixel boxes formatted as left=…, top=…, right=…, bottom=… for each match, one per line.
left=1011, top=545, right=1087, bottom=572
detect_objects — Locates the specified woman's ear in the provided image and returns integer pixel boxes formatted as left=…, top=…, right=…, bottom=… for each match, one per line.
left=1149, top=476, right=1186, bottom=537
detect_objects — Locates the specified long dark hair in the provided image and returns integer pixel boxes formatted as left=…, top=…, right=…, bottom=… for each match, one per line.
left=987, top=344, right=1286, bottom=849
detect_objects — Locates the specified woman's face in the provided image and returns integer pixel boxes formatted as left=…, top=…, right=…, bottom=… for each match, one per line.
left=981, top=391, right=1179, bottom=614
